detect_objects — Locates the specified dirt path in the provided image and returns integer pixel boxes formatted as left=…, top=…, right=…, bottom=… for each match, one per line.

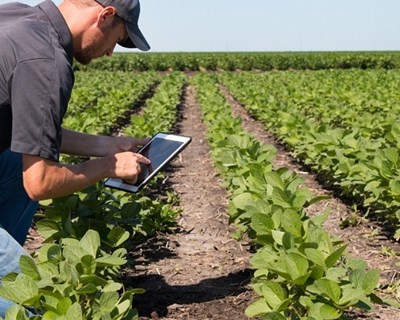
left=126, top=84, right=254, bottom=319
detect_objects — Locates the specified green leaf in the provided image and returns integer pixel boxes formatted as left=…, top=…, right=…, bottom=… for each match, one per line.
left=325, top=244, right=347, bottom=268
left=96, top=254, right=126, bottom=267
left=76, top=283, right=97, bottom=294
left=19, top=255, right=41, bottom=280
left=116, top=299, right=131, bottom=315
left=325, top=267, right=347, bottom=282
left=308, top=279, right=341, bottom=303
left=4, top=304, right=30, bottom=320
left=107, top=227, right=130, bottom=247
left=80, top=230, right=100, bottom=257
left=271, top=230, right=285, bottom=246
left=57, top=297, right=72, bottom=315
left=349, top=269, right=380, bottom=294
left=384, top=148, right=398, bottom=164
left=36, top=219, right=61, bottom=240
left=232, top=192, right=256, bottom=210
left=310, top=210, right=330, bottom=227
left=45, top=244, right=63, bottom=264
left=338, top=287, right=366, bottom=306
left=66, top=302, right=83, bottom=320
left=304, top=248, right=326, bottom=269
left=42, top=310, right=62, bottom=320
left=102, top=282, right=122, bottom=293
left=309, top=302, right=342, bottom=320
left=281, top=210, right=302, bottom=237
left=259, top=281, right=287, bottom=309
left=281, top=232, right=295, bottom=250
left=245, top=298, right=272, bottom=317
left=345, top=258, right=368, bottom=271
left=264, top=172, right=285, bottom=189
left=63, top=260, right=80, bottom=286
left=283, top=252, right=309, bottom=284
left=271, top=188, right=291, bottom=208
left=99, top=291, right=119, bottom=313
left=80, top=255, right=96, bottom=275
left=363, top=269, right=380, bottom=294
left=250, top=212, right=274, bottom=235
left=80, top=274, right=108, bottom=287
left=0, top=274, right=39, bottom=305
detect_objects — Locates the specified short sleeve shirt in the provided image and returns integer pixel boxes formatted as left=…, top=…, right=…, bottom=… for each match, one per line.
left=0, top=0, right=74, bottom=161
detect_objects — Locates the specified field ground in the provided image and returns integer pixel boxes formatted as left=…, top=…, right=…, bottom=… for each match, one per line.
left=24, top=74, right=400, bottom=319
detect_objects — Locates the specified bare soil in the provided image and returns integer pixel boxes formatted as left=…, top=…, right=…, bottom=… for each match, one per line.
left=24, top=76, right=400, bottom=320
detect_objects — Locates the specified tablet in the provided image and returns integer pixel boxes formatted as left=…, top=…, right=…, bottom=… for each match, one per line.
left=104, top=133, right=191, bottom=193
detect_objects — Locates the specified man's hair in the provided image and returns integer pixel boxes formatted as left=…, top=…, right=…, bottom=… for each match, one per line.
left=68, top=0, right=99, bottom=8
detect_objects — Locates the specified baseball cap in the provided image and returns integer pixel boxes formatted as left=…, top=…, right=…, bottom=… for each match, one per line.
left=95, top=0, right=150, bottom=51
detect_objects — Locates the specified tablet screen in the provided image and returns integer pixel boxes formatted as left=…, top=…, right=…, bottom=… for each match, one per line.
left=135, top=138, right=185, bottom=187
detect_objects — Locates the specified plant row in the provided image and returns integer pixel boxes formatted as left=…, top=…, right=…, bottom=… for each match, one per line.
left=219, top=70, right=400, bottom=240
left=191, top=73, right=392, bottom=319
left=76, top=51, right=400, bottom=72
left=64, top=71, right=160, bottom=135
left=0, top=72, right=187, bottom=319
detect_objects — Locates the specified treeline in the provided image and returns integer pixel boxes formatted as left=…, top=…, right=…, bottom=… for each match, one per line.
left=76, top=51, right=400, bottom=72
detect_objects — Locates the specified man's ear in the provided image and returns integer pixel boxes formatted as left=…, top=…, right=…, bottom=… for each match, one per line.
left=97, top=6, right=117, bottom=26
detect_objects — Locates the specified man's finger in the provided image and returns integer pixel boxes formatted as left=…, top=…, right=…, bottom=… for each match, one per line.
left=135, top=153, right=151, bottom=164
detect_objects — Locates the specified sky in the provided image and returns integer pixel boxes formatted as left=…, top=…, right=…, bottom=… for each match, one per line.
left=2, top=0, right=400, bottom=53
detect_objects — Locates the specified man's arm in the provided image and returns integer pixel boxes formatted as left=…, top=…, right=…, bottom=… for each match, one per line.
left=22, top=151, right=150, bottom=201
left=60, top=128, right=149, bottom=157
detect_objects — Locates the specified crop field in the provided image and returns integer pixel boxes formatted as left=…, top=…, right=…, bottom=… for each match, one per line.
left=1, top=52, right=400, bottom=319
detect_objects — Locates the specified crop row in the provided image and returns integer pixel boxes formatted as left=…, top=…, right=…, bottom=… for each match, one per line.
left=64, top=71, right=160, bottom=135
left=0, top=72, right=186, bottom=319
left=219, top=70, right=400, bottom=239
left=192, top=73, right=387, bottom=319
left=77, top=51, right=400, bottom=72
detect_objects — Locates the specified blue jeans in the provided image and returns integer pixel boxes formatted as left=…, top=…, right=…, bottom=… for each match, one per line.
left=0, top=228, right=28, bottom=317
left=0, top=149, right=38, bottom=317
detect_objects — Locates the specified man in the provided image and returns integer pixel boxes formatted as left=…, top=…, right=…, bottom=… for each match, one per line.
left=0, top=0, right=151, bottom=316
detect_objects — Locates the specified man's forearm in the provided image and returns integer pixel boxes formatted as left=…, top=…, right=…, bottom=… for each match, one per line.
left=60, top=128, right=149, bottom=158
left=23, top=154, right=112, bottom=200
left=22, top=150, right=149, bottom=201
left=60, top=128, right=116, bottom=157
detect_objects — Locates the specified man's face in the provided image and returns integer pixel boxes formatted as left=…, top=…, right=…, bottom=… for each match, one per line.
left=74, top=16, right=128, bottom=65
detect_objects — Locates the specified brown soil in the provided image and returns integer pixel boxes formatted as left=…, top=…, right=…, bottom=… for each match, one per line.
left=24, top=76, right=400, bottom=320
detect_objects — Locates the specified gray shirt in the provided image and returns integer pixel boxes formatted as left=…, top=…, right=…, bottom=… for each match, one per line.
left=0, top=0, right=74, bottom=161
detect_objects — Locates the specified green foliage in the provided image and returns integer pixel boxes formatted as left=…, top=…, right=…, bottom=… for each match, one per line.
left=37, top=184, right=180, bottom=244
left=77, top=52, right=400, bottom=72
left=0, top=230, right=142, bottom=319
left=192, top=73, right=390, bottom=319
left=64, top=71, right=159, bottom=135
left=219, top=70, right=400, bottom=239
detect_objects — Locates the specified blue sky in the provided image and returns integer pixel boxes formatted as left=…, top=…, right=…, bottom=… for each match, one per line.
left=2, top=0, right=400, bottom=52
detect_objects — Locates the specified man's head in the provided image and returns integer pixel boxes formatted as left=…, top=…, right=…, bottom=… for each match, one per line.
left=95, top=0, right=150, bottom=51
left=59, top=0, right=150, bottom=64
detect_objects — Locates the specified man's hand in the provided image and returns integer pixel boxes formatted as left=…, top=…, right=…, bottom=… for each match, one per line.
left=114, top=136, right=150, bottom=154
left=107, top=151, right=150, bottom=184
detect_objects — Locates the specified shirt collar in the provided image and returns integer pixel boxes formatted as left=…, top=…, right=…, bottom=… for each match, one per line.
left=37, top=0, right=73, bottom=63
